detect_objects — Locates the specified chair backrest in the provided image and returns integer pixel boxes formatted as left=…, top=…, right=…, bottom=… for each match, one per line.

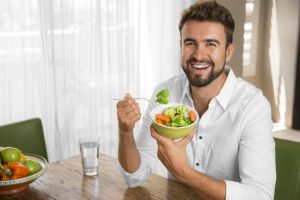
left=0, top=118, right=48, bottom=161
left=274, top=138, right=300, bottom=200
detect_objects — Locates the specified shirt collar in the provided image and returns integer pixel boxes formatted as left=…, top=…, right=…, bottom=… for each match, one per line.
left=215, top=66, right=237, bottom=109
left=182, top=66, right=237, bottom=110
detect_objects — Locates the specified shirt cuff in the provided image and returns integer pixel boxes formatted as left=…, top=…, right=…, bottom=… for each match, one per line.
left=225, top=180, right=275, bottom=200
left=117, top=161, right=151, bottom=188
left=225, top=180, right=257, bottom=200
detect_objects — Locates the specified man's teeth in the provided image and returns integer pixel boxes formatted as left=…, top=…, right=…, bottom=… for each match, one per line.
left=194, top=64, right=209, bottom=69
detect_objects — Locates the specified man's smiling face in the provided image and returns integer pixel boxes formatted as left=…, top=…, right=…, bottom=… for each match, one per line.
left=180, top=20, right=234, bottom=87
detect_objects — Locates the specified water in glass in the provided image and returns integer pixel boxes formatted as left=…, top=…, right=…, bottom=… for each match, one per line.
left=80, top=141, right=99, bottom=176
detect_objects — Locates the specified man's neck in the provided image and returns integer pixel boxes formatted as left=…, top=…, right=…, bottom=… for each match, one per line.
left=191, top=72, right=228, bottom=117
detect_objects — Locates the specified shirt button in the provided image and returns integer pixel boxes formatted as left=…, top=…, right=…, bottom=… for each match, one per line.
left=199, top=136, right=202, bottom=139
left=196, top=163, right=199, bottom=166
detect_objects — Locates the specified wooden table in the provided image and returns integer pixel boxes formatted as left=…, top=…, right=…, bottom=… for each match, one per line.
left=1, top=154, right=199, bottom=200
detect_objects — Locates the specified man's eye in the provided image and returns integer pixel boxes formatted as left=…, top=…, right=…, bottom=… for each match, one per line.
left=207, top=42, right=216, bottom=47
left=185, top=42, right=195, bottom=46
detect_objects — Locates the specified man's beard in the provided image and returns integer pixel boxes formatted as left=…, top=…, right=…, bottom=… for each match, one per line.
left=182, top=58, right=225, bottom=87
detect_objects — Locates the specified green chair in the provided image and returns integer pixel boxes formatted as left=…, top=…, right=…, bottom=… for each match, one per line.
left=0, top=118, right=48, bottom=161
left=274, top=137, right=300, bottom=200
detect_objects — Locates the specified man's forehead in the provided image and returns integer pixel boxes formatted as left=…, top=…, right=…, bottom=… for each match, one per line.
left=180, top=20, right=226, bottom=39
left=182, top=20, right=225, bottom=31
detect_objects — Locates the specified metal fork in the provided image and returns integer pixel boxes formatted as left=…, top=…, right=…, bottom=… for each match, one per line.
left=113, top=97, right=154, bottom=104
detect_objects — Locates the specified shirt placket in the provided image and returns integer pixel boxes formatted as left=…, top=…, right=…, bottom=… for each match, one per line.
left=193, top=99, right=215, bottom=172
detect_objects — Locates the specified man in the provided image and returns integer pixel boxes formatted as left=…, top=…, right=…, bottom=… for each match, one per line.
left=116, top=1, right=276, bottom=200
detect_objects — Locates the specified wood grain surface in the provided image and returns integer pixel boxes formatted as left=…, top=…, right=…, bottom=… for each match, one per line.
left=0, top=154, right=199, bottom=200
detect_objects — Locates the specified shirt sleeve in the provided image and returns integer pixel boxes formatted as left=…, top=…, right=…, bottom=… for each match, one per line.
left=118, top=90, right=159, bottom=188
left=225, top=92, right=276, bottom=200
left=117, top=158, right=152, bottom=188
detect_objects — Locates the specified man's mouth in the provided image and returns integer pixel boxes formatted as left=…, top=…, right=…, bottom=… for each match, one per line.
left=187, top=62, right=212, bottom=76
left=193, top=63, right=210, bottom=70
left=185, top=58, right=214, bottom=74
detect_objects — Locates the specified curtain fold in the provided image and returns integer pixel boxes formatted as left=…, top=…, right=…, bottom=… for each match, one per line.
left=0, top=0, right=191, bottom=161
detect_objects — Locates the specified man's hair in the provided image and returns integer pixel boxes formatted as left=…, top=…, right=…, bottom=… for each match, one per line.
left=179, top=0, right=235, bottom=47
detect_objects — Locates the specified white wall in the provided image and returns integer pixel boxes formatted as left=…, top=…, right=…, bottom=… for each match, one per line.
left=219, top=0, right=299, bottom=128
left=262, top=0, right=299, bottom=127
left=220, top=0, right=245, bottom=77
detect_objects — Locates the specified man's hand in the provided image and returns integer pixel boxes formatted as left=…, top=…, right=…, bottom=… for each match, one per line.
left=117, top=94, right=141, bottom=173
left=151, top=127, right=225, bottom=200
left=150, top=125, right=196, bottom=179
left=116, top=94, right=141, bottom=135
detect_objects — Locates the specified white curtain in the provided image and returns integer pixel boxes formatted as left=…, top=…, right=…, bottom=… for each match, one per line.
left=0, top=0, right=192, bottom=162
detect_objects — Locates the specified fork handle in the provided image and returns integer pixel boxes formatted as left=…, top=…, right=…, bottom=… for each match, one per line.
left=114, top=98, right=153, bottom=104
left=134, top=97, right=152, bottom=103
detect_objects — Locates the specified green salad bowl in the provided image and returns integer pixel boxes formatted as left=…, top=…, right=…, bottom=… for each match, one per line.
left=150, top=103, right=199, bottom=140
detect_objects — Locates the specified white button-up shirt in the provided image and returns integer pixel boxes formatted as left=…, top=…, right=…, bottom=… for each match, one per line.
left=118, top=67, right=276, bottom=200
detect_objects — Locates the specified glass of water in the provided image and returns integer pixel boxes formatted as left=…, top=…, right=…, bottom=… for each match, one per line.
left=79, top=136, right=100, bottom=176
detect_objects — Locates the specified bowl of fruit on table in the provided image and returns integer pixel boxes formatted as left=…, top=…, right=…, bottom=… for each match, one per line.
left=0, top=147, right=48, bottom=195
left=150, top=103, right=199, bottom=140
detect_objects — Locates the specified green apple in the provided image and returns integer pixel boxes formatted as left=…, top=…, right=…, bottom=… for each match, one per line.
left=0, top=147, right=21, bottom=164
left=23, top=160, right=41, bottom=175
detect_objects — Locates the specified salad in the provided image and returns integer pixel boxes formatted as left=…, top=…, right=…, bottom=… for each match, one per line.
left=155, top=104, right=196, bottom=127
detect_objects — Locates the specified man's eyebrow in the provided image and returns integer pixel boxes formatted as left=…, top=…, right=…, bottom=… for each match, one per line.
left=183, top=38, right=197, bottom=43
left=204, top=39, right=220, bottom=44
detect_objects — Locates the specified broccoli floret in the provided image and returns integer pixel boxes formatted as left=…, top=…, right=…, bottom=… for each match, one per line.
left=156, top=89, right=170, bottom=104
left=184, top=117, right=192, bottom=125
left=176, top=105, right=188, bottom=115
left=156, top=97, right=169, bottom=104
left=163, top=107, right=176, bottom=118
left=156, top=89, right=169, bottom=98
left=171, top=116, right=186, bottom=127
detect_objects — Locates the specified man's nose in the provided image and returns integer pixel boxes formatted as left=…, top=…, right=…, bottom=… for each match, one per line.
left=193, top=45, right=206, bottom=60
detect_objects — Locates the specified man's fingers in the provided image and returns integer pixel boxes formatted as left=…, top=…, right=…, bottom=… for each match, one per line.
left=117, top=101, right=140, bottom=116
left=125, top=93, right=132, bottom=98
left=150, top=125, right=162, bottom=140
left=150, top=125, right=171, bottom=146
left=117, top=95, right=136, bottom=109
left=116, top=93, right=141, bottom=133
left=117, top=109, right=139, bottom=122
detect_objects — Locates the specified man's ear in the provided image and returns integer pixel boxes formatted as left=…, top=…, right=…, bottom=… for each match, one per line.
left=225, top=43, right=235, bottom=63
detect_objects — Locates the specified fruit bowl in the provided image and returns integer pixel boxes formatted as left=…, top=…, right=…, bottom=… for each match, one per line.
left=0, top=154, right=48, bottom=195
left=150, top=103, right=199, bottom=140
